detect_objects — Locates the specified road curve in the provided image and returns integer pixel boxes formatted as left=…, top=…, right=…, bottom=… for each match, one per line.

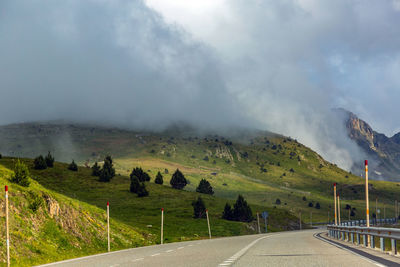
left=37, top=229, right=399, bottom=267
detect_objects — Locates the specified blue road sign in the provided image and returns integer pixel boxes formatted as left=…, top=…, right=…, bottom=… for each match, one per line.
left=262, top=211, right=269, bottom=219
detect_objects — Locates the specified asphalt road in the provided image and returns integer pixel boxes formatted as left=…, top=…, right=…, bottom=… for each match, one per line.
left=38, top=229, right=399, bottom=267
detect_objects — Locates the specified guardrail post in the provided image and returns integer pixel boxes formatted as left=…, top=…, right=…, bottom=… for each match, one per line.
left=363, top=234, right=368, bottom=246
left=380, top=237, right=385, bottom=251
left=371, top=236, right=375, bottom=248
left=351, top=232, right=354, bottom=243
left=357, top=233, right=360, bottom=245
left=391, top=239, right=397, bottom=255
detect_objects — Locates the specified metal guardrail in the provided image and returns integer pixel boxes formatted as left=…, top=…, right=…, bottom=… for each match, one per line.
left=327, top=218, right=399, bottom=255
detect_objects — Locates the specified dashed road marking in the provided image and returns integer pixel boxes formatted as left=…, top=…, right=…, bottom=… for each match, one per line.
left=177, top=247, right=184, bottom=250
left=131, top=258, right=144, bottom=262
left=166, top=250, right=174, bottom=253
left=151, top=253, right=160, bottom=257
left=188, top=244, right=194, bottom=247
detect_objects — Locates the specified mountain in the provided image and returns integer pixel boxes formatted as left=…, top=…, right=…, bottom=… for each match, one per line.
left=338, top=108, right=400, bottom=181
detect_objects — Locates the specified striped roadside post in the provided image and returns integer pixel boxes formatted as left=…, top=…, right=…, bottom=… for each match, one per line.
left=334, top=183, right=337, bottom=225
left=107, top=201, right=110, bottom=252
left=365, top=160, right=370, bottom=247
left=206, top=209, right=211, bottom=239
left=161, top=208, right=164, bottom=244
left=5, top=185, right=10, bottom=267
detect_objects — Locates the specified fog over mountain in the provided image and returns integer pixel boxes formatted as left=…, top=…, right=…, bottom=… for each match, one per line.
left=1, top=0, right=400, bottom=171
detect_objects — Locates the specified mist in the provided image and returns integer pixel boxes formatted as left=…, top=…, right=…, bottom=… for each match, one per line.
left=1, top=0, right=400, bottom=171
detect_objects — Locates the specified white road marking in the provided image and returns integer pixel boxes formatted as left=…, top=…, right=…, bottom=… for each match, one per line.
left=151, top=253, right=160, bottom=257
left=218, top=234, right=275, bottom=266
left=188, top=244, right=194, bottom=247
left=109, top=264, right=120, bottom=267
left=165, top=249, right=174, bottom=253
left=177, top=247, right=184, bottom=250
left=131, top=258, right=144, bottom=262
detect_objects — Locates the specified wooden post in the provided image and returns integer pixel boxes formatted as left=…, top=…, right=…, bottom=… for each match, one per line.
left=328, top=211, right=330, bottom=225
left=365, top=160, right=370, bottom=246
left=206, top=209, right=211, bottom=239
left=334, top=183, right=337, bottom=225
left=257, top=212, right=261, bottom=234
left=161, top=208, right=164, bottom=244
left=348, top=208, right=351, bottom=221
left=107, top=202, right=110, bottom=252
left=338, top=194, right=341, bottom=225
left=310, top=212, right=312, bottom=227
left=5, top=185, right=10, bottom=267
left=299, top=212, right=302, bottom=230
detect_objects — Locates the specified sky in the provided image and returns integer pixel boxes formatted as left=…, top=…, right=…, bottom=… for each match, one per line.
left=1, top=0, right=400, bottom=170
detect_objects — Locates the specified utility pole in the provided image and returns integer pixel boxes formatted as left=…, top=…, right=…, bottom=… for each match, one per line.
left=334, top=183, right=337, bottom=225
left=107, top=202, right=110, bottom=252
left=365, top=160, right=370, bottom=246
left=338, top=194, right=341, bottom=225
left=5, top=185, right=10, bottom=267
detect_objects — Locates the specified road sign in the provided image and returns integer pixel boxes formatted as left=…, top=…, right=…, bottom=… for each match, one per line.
left=262, top=211, right=269, bottom=219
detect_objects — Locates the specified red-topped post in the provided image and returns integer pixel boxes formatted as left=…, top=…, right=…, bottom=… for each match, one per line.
left=107, top=201, right=110, bottom=252
left=5, top=185, right=10, bottom=267
left=334, top=183, right=337, bottom=225
left=365, top=160, right=370, bottom=246
left=161, top=208, right=164, bottom=244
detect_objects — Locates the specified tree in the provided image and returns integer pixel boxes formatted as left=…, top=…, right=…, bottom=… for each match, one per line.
left=68, top=160, right=78, bottom=171
left=308, top=202, right=314, bottom=208
left=302, top=196, right=307, bottom=201
left=233, top=195, right=253, bottom=222
left=34, top=155, right=47, bottom=170
left=192, top=197, right=206, bottom=218
left=11, top=159, right=30, bottom=187
left=315, top=202, right=321, bottom=209
left=196, top=179, right=214, bottom=195
left=222, top=203, right=233, bottom=220
left=137, top=183, right=149, bottom=197
left=155, top=171, right=163, bottom=185
left=170, top=169, right=187, bottom=189
left=130, top=175, right=140, bottom=193
left=99, top=156, right=115, bottom=182
left=275, top=198, right=281, bottom=205
left=91, top=162, right=101, bottom=176
left=130, top=167, right=150, bottom=182
left=0, top=153, right=3, bottom=159
left=45, top=151, right=54, bottom=167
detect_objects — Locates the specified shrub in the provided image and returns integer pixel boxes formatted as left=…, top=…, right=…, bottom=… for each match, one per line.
left=11, top=159, right=30, bottom=187
left=196, top=179, right=214, bottom=195
left=45, top=151, right=54, bottom=167
left=164, top=168, right=169, bottom=174
left=68, top=160, right=78, bottom=171
left=155, top=171, right=163, bottom=185
left=233, top=195, right=253, bottom=222
left=170, top=169, right=187, bottom=190
left=137, top=183, right=149, bottom=197
left=34, top=155, right=47, bottom=170
left=27, top=191, right=43, bottom=212
left=130, top=175, right=140, bottom=193
left=289, top=168, right=295, bottom=173
left=315, top=202, right=321, bottom=209
left=203, top=156, right=209, bottom=161
left=0, top=153, right=2, bottom=159
left=308, top=202, right=314, bottom=208
left=130, top=167, right=150, bottom=182
left=275, top=198, right=281, bottom=205
left=99, top=156, right=115, bottom=182
left=91, top=162, right=101, bottom=176
left=222, top=203, right=233, bottom=220
left=192, top=197, right=206, bottom=218
left=302, top=196, right=307, bottom=201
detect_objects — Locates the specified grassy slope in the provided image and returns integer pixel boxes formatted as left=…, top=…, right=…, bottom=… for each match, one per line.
left=0, top=157, right=298, bottom=266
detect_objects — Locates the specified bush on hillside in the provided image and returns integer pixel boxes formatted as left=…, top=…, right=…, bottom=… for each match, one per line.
left=68, top=160, right=78, bottom=171
left=91, top=162, right=101, bottom=176
left=27, top=191, right=43, bottom=212
left=130, top=167, right=150, bottom=182
left=170, top=169, right=187, bottom=190
left=99, top=156, right=115, bottom=182
left=308, top=202, right=313, bottom=208
left=34, top=155, right=47, bottom=170
left=196, top=179, right=214, bottom=195
left=222, top=203, right=233, bottom=220
left=45, top=151, right=54, bottom=167
left=192, top=197, right=206, bottom=218
left=130, top=175, right=140, bottom=193
left=275, top=198, right=281, bottom=205
left=315, top=202, right=321, bottom=209
left=137, top=183, right=149, bottom=197
left=155, top=171, right=163, bottom=185
left=11, top=159, right=31, bottom=187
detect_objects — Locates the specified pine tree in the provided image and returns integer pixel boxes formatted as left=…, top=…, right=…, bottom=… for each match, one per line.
left=137, top=183, right=149, bottom=197
left=222, top=203, right=233, bottom=220
left=170, top=169, right=187, bottom=189
left=11, top=159, right=30, bottom=187
left=34, top=155, right=47, bottom=170
left=68, top=160, right=78, bottom=171
left=196, top=179, right=214, bottom=195
left=130, top=167, right=150, bottom=182
left=233, top=195, right=253, bottom=222
left=91, top=162, right=101, bottom=176
left=45, top=151, right=54, bottom=167
left=130, top=175, right=140, bottom=193
left=155, top=171, right=163, bottom=185
left=192, top=197, right=206, bottom=218
left=99, top=156, right=115, bottom=182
